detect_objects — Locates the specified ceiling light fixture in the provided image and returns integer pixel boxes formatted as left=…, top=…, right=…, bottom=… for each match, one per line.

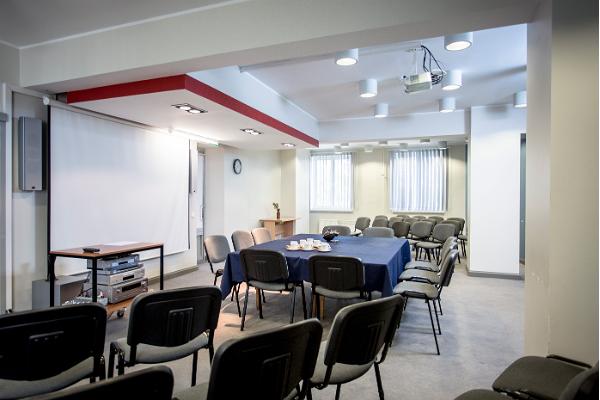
left=335, top=48, right=359, bottom=66
left=420, top=138, right=431, bottom=143
left=374, top=103, right=389, bottom=118
left=513, top=90, right=527, bottom=108
left=241, top=128, right=262, bottom=135
left=399, top=143, right=408, bottom=151
left=364, top=145, right=374, bottom=153
left=439, top=97, right=456, bottom=113
left=340, top=143, right=350, bottom=148
left=334, top=145, right=343, bottom=154
left=438, top=140, right=448, bottom=149
left=444, top=32, right=473, bottom=51
left=172, top=103, right=207, bottom=114
left=359, top=79, right=378, bottom=98
left=282, top=143, right=296, bottom=148
left=442, top=70, right=462, bottom=91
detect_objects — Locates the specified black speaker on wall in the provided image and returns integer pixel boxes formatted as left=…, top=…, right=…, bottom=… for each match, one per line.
left=18, top=116, right=44, bottom=191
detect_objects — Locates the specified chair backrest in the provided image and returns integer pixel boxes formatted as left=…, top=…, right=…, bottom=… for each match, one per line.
left=372, top=218, right=389, bottom=227
left=33, top=366, right=174, bottom=400
left=204, top=235, right=231, bottom=264
left=387, top=217, right=404, bottom=227
left=559, top=363, right=599, bottom=400
left=127, top=287, right=222, bottom=356
left=308, top=255, right=365, bottom=292
left=252, top=227, right=273, bottom=244
left=446, top=217, right=466, bottom=233
left=391, top=221, right=411, bottom=238
left=363, top=227, right=394, bottom=238
left=322, top=225, right=352, bottom=236
left=206, top=319, right=323, bottom=400
left=374, top=215, right=388, bottom=220
left=0, top=304, right=106, bottom=382
left=322, top=296, right=404, bottom=384
left=395, top=214, right=409, bottom=218
left=240, top=249, right=289, bottom=283
left=409, top=221, right=434, bottom=238
left=412, top=215, right=426, bottom=220
left=231, top=230, right=254, bottom=251
left=441, top=219, right=461, bottom=236
left=354, top=217, right=371, bottom=231
left=423, top=218, right=438, bottom=226
left=403, top=217, right=417, bottom=225
left=438, top=250, right=459, bottom=288
left=432, top=223, right=457, bottom=242
left=428, top=216, right=444, bottom=222
left=439, top=237, right=458, bottom=260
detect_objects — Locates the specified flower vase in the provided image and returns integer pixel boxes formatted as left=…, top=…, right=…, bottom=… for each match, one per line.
left=276, top=209, right=281, bottom=220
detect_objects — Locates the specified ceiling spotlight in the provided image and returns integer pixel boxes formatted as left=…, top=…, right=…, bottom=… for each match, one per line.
left=374, top=103, right=389, bottom=118
left=334, top=145, right=342, bottom=154
left=378, top=140, right=388, bottom=146
left=340, top=143, right=350, bottom=148
left=420, top=138, right=431, bottom=143
left=513, top=90, right=527, bottom=108
left=178, top=105, right=191, bottom=111
left=188, top=109, right=202, bottom=114
left=444, top=32, right=473, bottom=51
left=359, top=79, right=378, bottom=98
left=335, top=48, right=359, bottom=66
left=282, top=143, right=296, bottom=148
left=442, top=70, right=462, bottom=91
left=399, top=143, right=408, bottom=151
left=438, top=140, right=448, bottom=149
left=439, top=97, right=456, bottom=113
left=172, top=103, right=206, bottom=114
left=241, top=128, right=262, bottom=135
left=364, top=145, right=373, bottom=153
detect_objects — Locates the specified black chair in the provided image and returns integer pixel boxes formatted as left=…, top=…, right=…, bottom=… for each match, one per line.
left=308, top=255, right=367, bottom=319
left=415, top=223, right=456, bottom=262
left=239, top=249, right=307, bottom=331
left=174, top=319, right=323, bottom=400
left=0, top=304, right=106, bottom=399
left=493, top=356, right=598, bottom=400
left=455, top=360, right=598, bottom=400
left=404, top=237, right=458, bottom=272
left=31, top=366, right=174, bottom=400
left=307, top=296, right=405, bottom=400
left=393, top=250, right=458, bottom=355
left=108, top=286, right=222, bottom=387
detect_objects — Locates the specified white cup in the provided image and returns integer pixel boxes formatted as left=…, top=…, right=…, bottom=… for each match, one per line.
left=306, top=238, right=314, bottom=244
left=299, top=239, right=307, bottom=246
left=290, top=241, right=299, bottom=247
left=319, top=243, right=331, bottom=251
left=313, top=240, right=321, bottom=246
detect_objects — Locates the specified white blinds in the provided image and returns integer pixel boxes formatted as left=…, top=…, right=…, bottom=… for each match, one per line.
left=310, top=153, right=353, bottom=211
left=389, top=149, right=447, bottom=212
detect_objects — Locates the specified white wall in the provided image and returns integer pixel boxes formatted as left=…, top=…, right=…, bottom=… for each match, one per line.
left=0, top=42, right=19, bottom=86
left=469, top=105, right=525, bottom=275
left=309, top=145, right=467, bottom=233
left=525, top=0, right=598, bottom=363
left=280, top=149, right=311, bottom=233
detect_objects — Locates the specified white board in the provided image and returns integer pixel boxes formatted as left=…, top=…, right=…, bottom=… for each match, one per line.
left=50, top=107, right=189, bottom=274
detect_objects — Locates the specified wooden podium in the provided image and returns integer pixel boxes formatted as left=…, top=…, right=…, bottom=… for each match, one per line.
left=260, top=218, right=298, bottom=239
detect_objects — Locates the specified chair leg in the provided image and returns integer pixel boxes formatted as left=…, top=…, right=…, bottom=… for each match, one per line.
left=97, top=355, right=106, bottom=380
left=374, top=362, right=385, bottom=400
left=289, top=286, right=297, bottom=324
left=426, top=249, right=431, bottom=262
left=432, top=299, right=442, bottom=335
left=208, top=344, right=215, bottom=363
left=235, top=284, right=241, bottom=317
left=262, top=289, right=267, bottom=303
left=457, top=251, right=461, bottom=264
left=191, top=350, right=198, bottom=386
left=230, top=283, right=235, bottom=301
left=426, top=300, right=440, bottom=355
left=117, top=350, right=126, bottom=376
left=212, top=273, right=218, bottom=286
left=257, top=288, right=264, bottom=319
left=300, top=283, right=307, bottom=319
left=241, top=285, right=250, bottom=331
left=437, top=298, right=443, bottom=316
left=108, top=344, right=116, bottom=378
left=335, top=384, right=342, bottom=400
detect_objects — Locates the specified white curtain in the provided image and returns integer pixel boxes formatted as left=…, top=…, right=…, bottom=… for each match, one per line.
left=310, top=153, right=353, bottom=211
left=389, top=149, right=447, bottom=212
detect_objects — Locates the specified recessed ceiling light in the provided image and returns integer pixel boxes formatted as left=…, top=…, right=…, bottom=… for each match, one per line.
left=172, top=103, right=207, bottom=114
left=444, top=32, right=473, bottom=51
left=420, top=138, right=431, bottom=143
left=439, top=97, right=456, bottom=113
left=334, top=145, right=342, bottom=154
left=442, top=70, right=462, bottom=91
left=438, top=140, right=448, bottom=149
left=364, top=145, right=373, bottom=153
left=188, top=109, right=202, bottom=114
left=378, top=140, right=388, bottom=146
left=282, top=143, right=296, bottom=148
left=178, top=105, right=191, bottom=111
left=359, top=79, right=378, bottom=98
left=374, top=103, right=389, bottom=118
left=241, top=128, right=262, bottom=135
left=513, top=90, right=527, bottom=108
left=335, top=48, right=359, bottom=66
left=399, top=143, right=408, bottom=151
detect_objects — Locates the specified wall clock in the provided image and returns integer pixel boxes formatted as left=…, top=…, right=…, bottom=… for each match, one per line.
left=233, top=158, right=242, bottom=174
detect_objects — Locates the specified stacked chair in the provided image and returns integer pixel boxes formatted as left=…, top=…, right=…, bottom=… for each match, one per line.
left=455, top=356, right=598, bottom=400
left=415, top=223, right=457, bottom=262
left=406, top=220, right=434, bottom=250
left=447, top=217, right=468, bottom=257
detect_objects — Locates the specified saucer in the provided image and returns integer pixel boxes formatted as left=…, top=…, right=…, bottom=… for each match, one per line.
left=317, top=247, right=332, bottom=252
left=286, top=245, right=300, bottom=251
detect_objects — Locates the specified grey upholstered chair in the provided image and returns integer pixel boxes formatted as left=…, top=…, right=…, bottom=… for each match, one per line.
left=387, top=217, right=404, bottom=227
left=423, top=218, right=439, bottom=227
left=428, top=216, right=444, bottom=223
left=407, top=221, right=434, bottom=248
left=231, top=230, right=254, bottom=251
left=0, top=304, right=106, bottom=399
left=374, top=215, right=388, bottom=220
left=398, top=246, right=456, bottom=285
left=412, top=215, right=426, bottom=220
left=391, top=221, right=411, bottom=238
left=308, top=255, right=367, bottom=318
left=109, top=287, right=222, bottom=387
left=251, top=227, right=273, bottom=244
left=393, top=250, right=458, bottom=355
left=403, top=217, right=417, bottom=225
left=204, top=235, right=230, bottom=286
left=447, top=217, right=468, bottom=257
left=440, top=220, right=463, bottom=262
left=307, top=296, right=405, bottom=400
left=362, top=227, right=394, bottom=238
left=415, top=223, right=457, bottom=262
left=353, top=217, right=371, bottom=235
left=321, top=225, right=352, bottom=236
left=405, top=237, right=457, bottom=272
left=372, top=218, right=389, bottom=228
left=239, top=249, right=307, bottom=331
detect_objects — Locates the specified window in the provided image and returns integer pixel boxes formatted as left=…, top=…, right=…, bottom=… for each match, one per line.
left=310, top=153, right=353, bottom=211
left=389, top=149, right=447, bottom=212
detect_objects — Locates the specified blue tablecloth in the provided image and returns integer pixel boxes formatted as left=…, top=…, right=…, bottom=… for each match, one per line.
left=220, top=234, right=411, bottom=299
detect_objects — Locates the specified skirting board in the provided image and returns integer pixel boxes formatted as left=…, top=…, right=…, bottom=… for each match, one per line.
left=466, top=268, right=524, bottom=280
left=147, top=265, right=199, bottom=285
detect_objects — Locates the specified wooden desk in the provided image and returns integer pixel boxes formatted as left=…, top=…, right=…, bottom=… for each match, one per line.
left=48, top=242, right=164, bottom=306
left=260, top=218, right=298, bottom=239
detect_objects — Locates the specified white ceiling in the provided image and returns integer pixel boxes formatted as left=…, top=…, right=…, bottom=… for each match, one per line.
left=71, top=89, right=313, bottom=150
left=244, top=24, right=527, bottom=121
left=0, top=0, right=235, bottom=47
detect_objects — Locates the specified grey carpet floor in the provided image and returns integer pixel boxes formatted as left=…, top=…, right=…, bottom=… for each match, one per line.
left=104, top=253, right=524, bottom=399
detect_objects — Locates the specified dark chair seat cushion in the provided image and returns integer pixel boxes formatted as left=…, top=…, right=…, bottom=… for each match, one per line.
left=393, top=281, right=438, bottom=300
left=310, top=342, right=373, bottom=385
left=404, top=260, right=440, bottom=272
left=113, top=333, right=209, bottom=364
left=454, top=389, right=509, bottom=400
left=399, top=269, right=440, bottom=284
left=415, top=241, right=442, bottom=249
left=492, top=356, right=586, bottom=400
left=315, top=286, right=362, bottom=300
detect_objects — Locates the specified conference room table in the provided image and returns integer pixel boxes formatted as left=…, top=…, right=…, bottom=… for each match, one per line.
left=220, top=233, right=411, bottom=300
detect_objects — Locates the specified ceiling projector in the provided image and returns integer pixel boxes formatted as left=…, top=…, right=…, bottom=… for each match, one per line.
left=403, top=72, right=433, bottom=94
